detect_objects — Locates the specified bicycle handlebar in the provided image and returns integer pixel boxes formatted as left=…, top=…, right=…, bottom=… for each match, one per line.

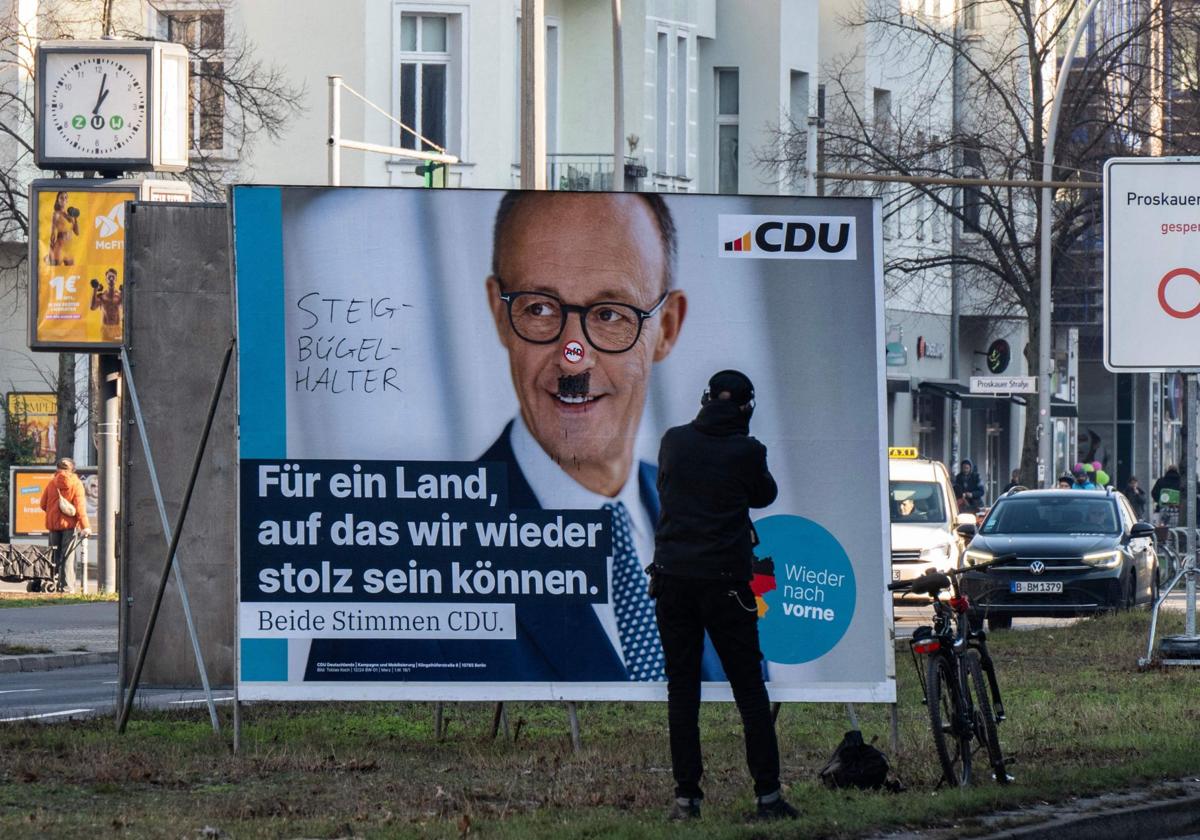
left=887, top=556, right=1014, bottom=595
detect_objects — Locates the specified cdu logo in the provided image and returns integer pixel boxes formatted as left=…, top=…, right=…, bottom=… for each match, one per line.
left=718, top=214, right=857, bottom=261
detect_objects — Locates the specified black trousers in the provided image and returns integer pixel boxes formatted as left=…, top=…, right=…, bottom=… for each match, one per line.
left=48, top=529, right=74, bottom=587
left=655, top=574, right=780, bottom=799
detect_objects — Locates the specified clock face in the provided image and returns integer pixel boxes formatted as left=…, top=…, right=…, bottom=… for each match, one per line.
left=42, top=51, right=149, bottom=161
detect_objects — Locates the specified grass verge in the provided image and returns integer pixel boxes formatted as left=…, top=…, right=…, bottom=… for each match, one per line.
left=0, top=643, right=52, bottom=656
left=0, top=592, right=119, bottom=609
left=0, top=610, right=1196, bottom=839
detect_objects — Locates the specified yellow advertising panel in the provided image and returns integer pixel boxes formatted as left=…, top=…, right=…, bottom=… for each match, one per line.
left=5, top=392, right=57, bottom=464
left=32, top=185, right=136, bottom=348
left=8, top=466, right=99, bottom=538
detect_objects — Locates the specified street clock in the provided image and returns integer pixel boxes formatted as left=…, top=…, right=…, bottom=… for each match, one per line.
left=36, top=40, right=190, bottom=172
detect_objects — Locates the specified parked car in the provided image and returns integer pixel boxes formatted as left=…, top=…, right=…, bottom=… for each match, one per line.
left=957, top=488, right=1158, bottom=630
left=888, top=450, right=976, bottom=591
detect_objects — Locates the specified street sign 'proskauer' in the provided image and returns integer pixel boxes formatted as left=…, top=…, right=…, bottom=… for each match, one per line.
left=1104, top=158, right=1200, bottom=371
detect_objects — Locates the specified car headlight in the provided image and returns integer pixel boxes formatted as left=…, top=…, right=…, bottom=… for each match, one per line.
left=963, top=549, right=993, bottom=566
left=1081, top=550, right=1122, bottom=569
left=920, top=544, right=951, bottom=564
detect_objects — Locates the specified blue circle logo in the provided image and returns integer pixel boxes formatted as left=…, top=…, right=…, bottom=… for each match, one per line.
left=752, top=515, right=856, bottom=664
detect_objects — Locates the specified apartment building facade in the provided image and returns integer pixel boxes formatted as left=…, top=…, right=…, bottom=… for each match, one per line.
left=0, top=0, right=1048, bottom=494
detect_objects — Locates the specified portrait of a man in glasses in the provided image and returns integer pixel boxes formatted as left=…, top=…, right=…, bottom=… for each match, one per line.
left=476, top=191, right=729, bottom=683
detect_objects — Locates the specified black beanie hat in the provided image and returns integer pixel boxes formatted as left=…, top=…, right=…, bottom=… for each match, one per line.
left=706, top=369, right=755, bottom=405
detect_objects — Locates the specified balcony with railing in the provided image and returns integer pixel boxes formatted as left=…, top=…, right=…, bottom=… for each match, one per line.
left=511, top=154, right=650, bottom=191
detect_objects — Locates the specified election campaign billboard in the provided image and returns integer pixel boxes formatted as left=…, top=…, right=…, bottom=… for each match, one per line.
left=1105, top=157, right=1200, bottom=371
left=231, top=186, right=891, bottom=703
left=6, top=392, right=57, bottom=464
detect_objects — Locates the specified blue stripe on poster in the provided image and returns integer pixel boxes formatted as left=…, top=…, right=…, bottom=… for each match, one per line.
left=240, top=638, right=288, bottom=681
left=232, top=186, right=286, bottom=459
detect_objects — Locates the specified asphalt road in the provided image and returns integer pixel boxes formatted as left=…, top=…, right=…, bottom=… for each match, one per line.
left=0, top=663, right=231, bottom=723
left=0, top=601, right=117, bottom=653
left=893, top=589, right=1192, bottom=638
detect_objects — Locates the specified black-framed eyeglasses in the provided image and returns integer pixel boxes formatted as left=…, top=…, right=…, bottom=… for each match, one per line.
left=496, top=284, right=671, bottom=353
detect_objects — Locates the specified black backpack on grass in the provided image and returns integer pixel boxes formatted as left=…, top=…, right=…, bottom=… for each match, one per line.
left=818, top=730, right=901, bottom=792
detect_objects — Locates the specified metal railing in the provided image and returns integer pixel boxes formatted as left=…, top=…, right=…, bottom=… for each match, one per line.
left=1141, top=525, right=1199, bottom=667
left=510, top=154, right=647, bottom=192
left=547, top=153, right=619, bottom=191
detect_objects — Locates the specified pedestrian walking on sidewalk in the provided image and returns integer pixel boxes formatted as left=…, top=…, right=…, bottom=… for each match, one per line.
left=651, top=370, right=798, bottom=822
left=39, top=457, right=91, bottom=590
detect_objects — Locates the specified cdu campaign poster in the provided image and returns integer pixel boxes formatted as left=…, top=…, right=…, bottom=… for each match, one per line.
left=231, top=186, right=892, bottom=703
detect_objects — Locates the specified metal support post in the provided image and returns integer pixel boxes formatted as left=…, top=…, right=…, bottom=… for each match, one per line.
left=434, top=702, right=445, bottom=740
left=99, top=354, right=120, bottom=593
left=1188, top=374, right=1198, bottom=636
left=490, top=702, right=510, bottom=740
left=1140, top=373, right=1200, bottom=666
left=565, top=702, right=581, bottom=752
left=116, top=342, right=232, bottom=734
left=328, top=75, right=342, bottom=186
left=233, top=698, right=241, bottom=754
left=845, top=703, right=860, bottom=731
left=1037, top=0, right=1104, bottom=487
left=611, top=0, right=624, bottom=192
left=889, top=703, right=900, bottom=757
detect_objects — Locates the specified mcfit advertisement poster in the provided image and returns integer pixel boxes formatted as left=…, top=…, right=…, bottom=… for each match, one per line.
left=231, top=186, right=892, bottom=703
left=31, top=184, right=134, bottom=349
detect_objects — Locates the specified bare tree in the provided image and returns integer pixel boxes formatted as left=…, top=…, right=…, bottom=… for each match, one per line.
left=763, top=0, right=1188, bottom=483
left=0, top=1, right=304, bottom=461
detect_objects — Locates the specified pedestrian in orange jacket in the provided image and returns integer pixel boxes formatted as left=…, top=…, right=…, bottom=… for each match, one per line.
left=39, top=457, right=91, bottom=588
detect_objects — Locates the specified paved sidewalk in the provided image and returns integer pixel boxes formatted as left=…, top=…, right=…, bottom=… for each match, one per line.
left=871, top=777, right=1200, bottom=840
left=0, top=603, right=118, bottom=673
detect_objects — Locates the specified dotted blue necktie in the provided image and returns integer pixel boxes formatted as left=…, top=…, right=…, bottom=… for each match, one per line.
left=605, top=501, right=665, bottom=681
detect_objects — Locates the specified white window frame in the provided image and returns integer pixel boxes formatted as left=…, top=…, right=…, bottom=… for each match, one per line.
left=152, top=2, right=234, bottom=161
left=655, top=29, right=669, bottom=176
left=675, top=33, right=688, bottom=179
left=649, top=23, right=693, bottom=190
left=714, top=67, right=739, bottom=195
left=392, top=3, right=468, bottom=160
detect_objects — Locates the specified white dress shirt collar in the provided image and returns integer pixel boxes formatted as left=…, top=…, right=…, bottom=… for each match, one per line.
left=510, top=414, right=648, bottom=524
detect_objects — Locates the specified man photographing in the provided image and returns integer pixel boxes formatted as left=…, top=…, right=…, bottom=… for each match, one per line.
left=652, top=370, right=797, bottom=821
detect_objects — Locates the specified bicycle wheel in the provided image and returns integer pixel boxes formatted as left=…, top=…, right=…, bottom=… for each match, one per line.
left=965, top=650, right=1007, bottom=784
left=926, top=654, right=971, bottom=787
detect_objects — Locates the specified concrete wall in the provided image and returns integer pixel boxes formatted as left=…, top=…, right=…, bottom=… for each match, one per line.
left=121, top=203, right=234, bottom=687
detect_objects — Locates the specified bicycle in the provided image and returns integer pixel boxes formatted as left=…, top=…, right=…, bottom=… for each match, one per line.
left=889, top=563, right=1010, bottom=787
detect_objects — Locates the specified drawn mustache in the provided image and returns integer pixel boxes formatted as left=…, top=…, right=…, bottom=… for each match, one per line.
left=557, top=372, right=590, bottom=397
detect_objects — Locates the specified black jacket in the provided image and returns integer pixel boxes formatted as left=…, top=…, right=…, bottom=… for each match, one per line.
left=953, top=461, right=985, bottom=512
left=652, top=401, right=778, bottom=581
left=1151, top=469, right=1183, bottom=511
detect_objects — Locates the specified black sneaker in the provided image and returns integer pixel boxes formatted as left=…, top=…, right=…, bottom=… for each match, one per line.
left=754, top=792, right=799, bottom=821
left=667, top=797, right=701, bottom=821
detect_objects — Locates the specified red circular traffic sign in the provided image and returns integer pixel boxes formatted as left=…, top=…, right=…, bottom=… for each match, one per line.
left=1157, top=268, right=1200, bottom=319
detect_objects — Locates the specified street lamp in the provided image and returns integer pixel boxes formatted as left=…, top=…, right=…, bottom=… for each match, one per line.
left=1037, top=0, right=1103, bottom=485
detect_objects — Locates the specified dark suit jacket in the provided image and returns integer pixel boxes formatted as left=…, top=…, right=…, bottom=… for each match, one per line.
left=303, top=421, right=724, bottom=683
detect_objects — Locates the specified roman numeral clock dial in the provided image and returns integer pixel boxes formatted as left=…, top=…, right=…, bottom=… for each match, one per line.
left=42, top=52, right=148, bottom=161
